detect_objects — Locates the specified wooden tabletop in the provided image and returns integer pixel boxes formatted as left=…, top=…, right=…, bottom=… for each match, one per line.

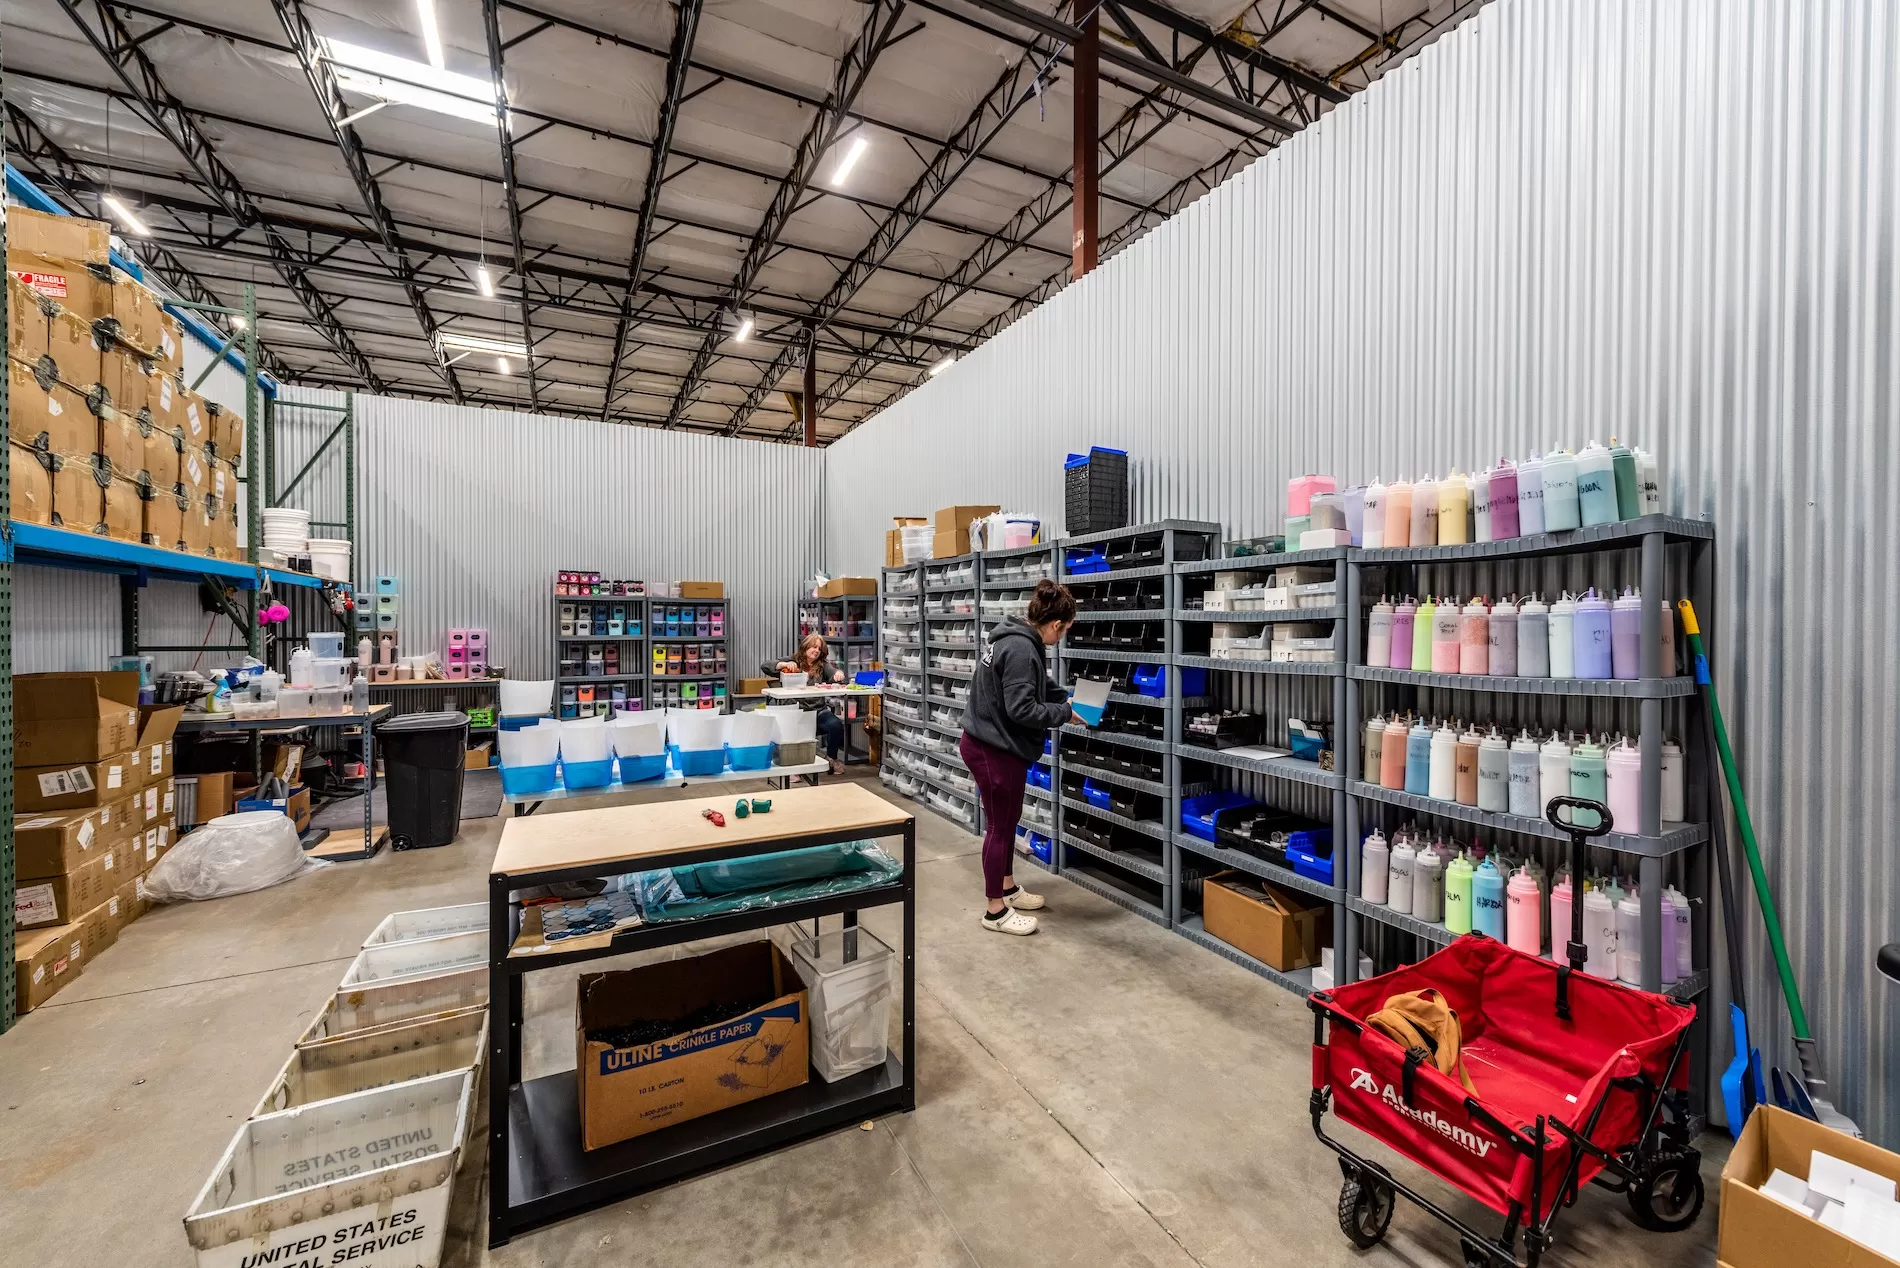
left=490, top=780, right=911, bottom=878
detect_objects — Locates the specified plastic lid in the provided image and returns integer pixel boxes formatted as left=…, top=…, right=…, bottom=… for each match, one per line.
left=379, top=709, right=469, bottom=732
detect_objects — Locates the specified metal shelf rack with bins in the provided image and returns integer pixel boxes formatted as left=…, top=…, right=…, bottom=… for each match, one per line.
left=800, top=589, right=881, bottom=681
left=878, top=564, right=925, bottom=804
left=552, top=591, right=650, bottom=718
left=647, top=595, right=730, bottom=711
left=916, top=553, right=981, bottom=831
left=1057, top=520, right=1220, bottom=925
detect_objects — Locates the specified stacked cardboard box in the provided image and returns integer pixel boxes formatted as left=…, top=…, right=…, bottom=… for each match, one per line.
left=11, top=670, right=182, bottom=1012
left=6, top=206, right=237, bottom=552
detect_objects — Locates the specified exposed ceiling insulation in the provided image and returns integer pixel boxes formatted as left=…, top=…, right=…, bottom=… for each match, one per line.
left=4, top=0, right=1487, bottom=441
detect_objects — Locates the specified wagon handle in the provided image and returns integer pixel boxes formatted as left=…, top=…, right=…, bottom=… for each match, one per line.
left=1545, top=796, right=1611, bottom=1022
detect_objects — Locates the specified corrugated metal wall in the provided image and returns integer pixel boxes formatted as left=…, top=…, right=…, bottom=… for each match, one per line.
left=826, top=0, right=1900, bottom=1138
left=294, top=389, right=826, bottom=685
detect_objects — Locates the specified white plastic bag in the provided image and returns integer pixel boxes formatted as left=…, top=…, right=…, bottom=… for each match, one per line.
left=143, top=811, right=325, bottom=903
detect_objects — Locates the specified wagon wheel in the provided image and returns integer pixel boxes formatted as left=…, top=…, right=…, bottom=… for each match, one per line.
left=1338, top=1170, right=1396, bottom=1250
left=1626, top=1150, right=1705, bottom=1231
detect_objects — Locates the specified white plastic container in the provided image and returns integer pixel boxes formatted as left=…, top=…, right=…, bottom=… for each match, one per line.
left=184, top=1069, right=472, bottom=1268
left=307, top=537, right=353, bottom=582
left=780, top=670, right=810, bottom=688
left=790, top=927, right=894, bottom=1082
left=499, top=678, right=555, bottom=718
left=252, top=1009, right=487, bottom=1118
left=362, top=903, right=488, bottom=948
left=338, top=931, right=487, bottom=992
left=311, top=656, right=349, bottom=688
left=313, top=686, right=348, bottom=715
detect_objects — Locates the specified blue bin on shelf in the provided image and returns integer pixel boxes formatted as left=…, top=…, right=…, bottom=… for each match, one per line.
left=1027, top=764, right=1052, bottom=791
left=1287, top=836, right=1335, bottom=885
left=673, top=746, right=725, bottom=777
left=1180, top=790, right=1258, bottom=841
left=1027, top=832, right=1054, bottom=864
left=1131, top=664, right=1208, bottom=698
left=499, top=763, right=557, bottom=796
left=726, top=743, right=772, bottom=771
left=1082, top=778, right=1113, bottom=810
left=855, top=670, right=885, bottom=686
left=561, top=758, right=614, bottom=789
left=617, top=753, right=667, bottom=784
left=1064, top=546, right=1109, bottom=574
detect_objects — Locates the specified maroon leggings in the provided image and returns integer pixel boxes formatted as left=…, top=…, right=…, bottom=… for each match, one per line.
left=959, top=732, right=1031, bottom=900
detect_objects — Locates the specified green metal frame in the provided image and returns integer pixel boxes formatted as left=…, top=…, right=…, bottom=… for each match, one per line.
left=2, top=26, right=15, bottom=1032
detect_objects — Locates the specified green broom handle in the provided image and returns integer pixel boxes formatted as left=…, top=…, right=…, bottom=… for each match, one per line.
left=1679, top=600, right=1811, bottom=1041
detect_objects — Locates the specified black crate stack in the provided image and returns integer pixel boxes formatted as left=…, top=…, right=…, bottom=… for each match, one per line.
left=1065, top=447, right=1129, bottom=536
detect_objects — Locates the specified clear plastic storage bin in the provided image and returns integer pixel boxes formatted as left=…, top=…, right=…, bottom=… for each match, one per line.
left=789, top=927, right=894, bottom=1082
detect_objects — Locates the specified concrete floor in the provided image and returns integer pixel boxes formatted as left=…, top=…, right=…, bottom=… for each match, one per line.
left=0, top=772, right=1724, bottom=1267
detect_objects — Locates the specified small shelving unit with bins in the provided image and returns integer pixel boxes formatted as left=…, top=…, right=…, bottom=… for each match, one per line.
left=553, top=589, right=646, bottom=718
left=801, top=591, right=880, bottom=677
left=878, top=562, right=931, bottom=802
left=647, top=595, right=731, bottom=711
left=1167, top=546, right=1349, bottom=994
left=978, top=542, right=1061, bottom=870
left=1054, top=520, right=1220, bottom=927
left=915, top=554, right=982, bottom=833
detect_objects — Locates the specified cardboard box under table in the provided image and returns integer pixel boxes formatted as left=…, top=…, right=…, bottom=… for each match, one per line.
left=485, top=782, right=915, bottom=1243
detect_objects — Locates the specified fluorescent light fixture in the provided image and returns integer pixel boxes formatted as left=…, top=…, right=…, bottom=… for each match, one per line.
left=101, top=195, right=150, bottom=237
left=496, top=357, right=512, bottom=375
left=476, top=265, right=496, bottom=297
left=436, top=330, right=527, bottom=358
left=415, top=0, right=445, bottom=70
left=230, top=315, right=247, bottom=330
left=336, top=100, right=390, bottom=129
left=732, top=317, right=753, bottom=343
left=928, top=355, right=954, bottom=377
left=325, top=39, right=496, bottom=124
left=829, top=135, right=869, bottom=186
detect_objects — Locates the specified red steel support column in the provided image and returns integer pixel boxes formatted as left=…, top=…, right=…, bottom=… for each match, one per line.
left=1071, top=5, right=1100, bottom=277
left=803, top=320, right=819, bottom=447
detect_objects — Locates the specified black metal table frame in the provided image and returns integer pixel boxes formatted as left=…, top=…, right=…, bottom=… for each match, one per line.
left=486, top=811, right=917, bottom=1247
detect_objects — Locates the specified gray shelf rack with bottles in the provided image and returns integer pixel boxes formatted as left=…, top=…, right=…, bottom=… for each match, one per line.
left=553, top=592, right=647, bottom=718
left=1056, top=521, right=1222, bottom=928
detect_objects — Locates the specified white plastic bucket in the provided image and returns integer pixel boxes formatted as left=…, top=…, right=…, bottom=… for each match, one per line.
left=362, top=903, right=487, bottom=948
left=558, top=718, right=610, bottom=763
left=254, top=1009, right=487, bottom=1118
left=498, top=720, right=560, bottom=767
left=728, top=711, right=775, bottom=748
left=608, top=713, right=665, bottom=758
left=184, top=1069, right=471, bottom=1268
left=668, top=709, right=730, bottom=751
left=765, top=706, right=818, bottom=744
left=499, top=678, right=554, bottom=718
left=338, top=931, right=487, bottom=990
left=307, top=537, right=352, bottom=583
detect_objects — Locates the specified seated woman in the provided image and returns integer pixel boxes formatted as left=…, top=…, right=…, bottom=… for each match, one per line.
left=766, top=633, right=848, bottom=774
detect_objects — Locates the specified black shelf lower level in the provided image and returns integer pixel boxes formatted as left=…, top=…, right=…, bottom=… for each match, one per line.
left=503, top=1056, right=908, bottom=1238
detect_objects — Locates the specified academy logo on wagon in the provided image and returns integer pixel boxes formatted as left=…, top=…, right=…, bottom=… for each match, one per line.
left=1348, top=1068, right=1497, bottom=1159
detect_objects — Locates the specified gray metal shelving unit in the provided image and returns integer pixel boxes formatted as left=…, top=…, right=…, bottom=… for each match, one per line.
left=1055, top=520, right=1221, bottom=928
left=553, top=591, right=647, bottom=717
left=877, top=562, right=932, bottom=808
left=647, top=596, right=730, bottom=710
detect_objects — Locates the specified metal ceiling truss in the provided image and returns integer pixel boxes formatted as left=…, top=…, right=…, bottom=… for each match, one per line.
left=52, top=0, right=385, bottom=390
left=272, top=0, right=466, bottom=403
left=600, top=0, right=703, bottom=419
left=2, top=102, right=292, bottom=380
left=721, top=9, right=1067, bottom=436
left=481, top=0, right=543, bottom=407
left=660, top=0, right=909, bottom=428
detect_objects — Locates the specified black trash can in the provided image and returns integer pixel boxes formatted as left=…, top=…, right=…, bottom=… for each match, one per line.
left=378, top=710, right=469, bottom=849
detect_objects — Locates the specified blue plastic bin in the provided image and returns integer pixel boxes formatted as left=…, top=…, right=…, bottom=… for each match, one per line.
left=1290, top=729, right=1326, bottom=762
left=499, top=763, right=557, bottom=795
left=1180, top=790, right=1258, bottom=841
left=1130, top=664, right=1208, bottom=698
left=1287, top=838, right=1334, bottom=885
left=855, top=670, right=885, bottom=686
left=1027, top=764, right=1052, bottom=790
left=1065, top=546, right=1109, bottom=574
left=726, top=743, right=772, bottom=771
left=499, top=714, right=547, bottom=732
left=617, top=753, right=667, bottom=784
left=1082, top=778, right=1113, bottom=810
left=1027, top=832, right=1054, bottom=864
left=562, top=758, right=614, bottom=789
left=674, top=746, right=725, bottom=776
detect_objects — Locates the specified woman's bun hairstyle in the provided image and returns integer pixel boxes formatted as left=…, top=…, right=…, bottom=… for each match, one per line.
left=1027, top=578, right=1078, bottom=625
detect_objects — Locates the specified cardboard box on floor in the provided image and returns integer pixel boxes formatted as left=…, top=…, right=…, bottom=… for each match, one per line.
left=464, top=742, right=493, bottom=771
left=17, top=751, right=141, bottom=812
left=1719, top=1104, right=1900, bottom=1267
left=135, top=705, right=184, bottom=782
left=14, top=922, right=85, bottom=1012
left=14, top=849, right=115, bottom=930
left=1201, top=871, right=1332, bottom=971
left=15, top=671, right=142, bottom=768
left=14, top=807, right=110, bottom=879
left=577, top=940, right=810, bottom=1151
left=191, top=771, right=237, bottom=824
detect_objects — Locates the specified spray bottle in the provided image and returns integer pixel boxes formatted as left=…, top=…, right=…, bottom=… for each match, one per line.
left=1539, top=732, right=1573, bottom=816
left=1574, top=588, right=1613, bottom=679
left=1455, top=724, right=1482, bottom=806
left=1508, top=731, right=1542, bottom=818
left=1610, top=437, right=1641, bottom=520
left=1507, top=867, right=1543, bottom=954
left=1477, top=727, right=1510, bottom=813
left=1429, top=719, right=1460, bottom=801
left=1517, top=593, right=1549, bottom=678
left=1361, top=830, right=1390, bottom=904
left=1542, top=446, right=1581, bottom=530
left=1444, top=852, right=1475, bottom=934
left=1431, top=597, right=1462, bottom=674
left=1488, top=595, right=1518, bottom=677
left=1412, top=595, right=1437, bottom=671
left=1388, top=834, right=1417, bottom=915
left=1489, top=458, right=1520, bottom=540
left=1367, top=597, right=1394, bottom=669
left=1389, top=596, right=1417, bottom=670
left=1363, top=481, right=1387, bottom=548
left=1549, top=591, right=1578, bottom=677
left=1459, top=596, right=1490, bottom=675
left=1518, top=452, right=1546, bottom=536
left=1411, top=474, right=1440, bottom=547
left=1384, top=478, right=1413, bottom=548
left=1405, top=716, right=1434, bottom=795
left=1610, top=586, right=1643, bottom=680
left=1472, top=859, right=1506, bottom=939
left=1414, top=842, right=1445, bottom=923
left=1437, top=471, right=1470, bottom=545
left=1384, top=715, right=1412, bottom=790
left=1576, top=441, right=1619, bottom=526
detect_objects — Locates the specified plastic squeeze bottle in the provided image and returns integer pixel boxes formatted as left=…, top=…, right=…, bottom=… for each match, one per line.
left=1576, top=441, right=1619, bottom=526
left=1411, top=475, right=1440, bottom=546
left=1569, top=734, right=1609, bottom=829
left=1508, top=731, right=1542, bottom=817
left=1459, top=597, right=1490, bottom=675
left=1432, top=598, right=1462, bottom=673
left=1610, top=437, right=1641, bottom=520
left=1665, top=883, right=1693, bottom=977
left=1472, top=859, right=1506, bottom=939
left=1384, top=478, right=1413, bottom=548
left=1548, top=873, right=1573, bottom=962
left=1466, top=471, right=1489, bottom=544
left=1344, top=486, right=1366, bottom=546
left=1549, top=591, right=1577, bottom=677
left=1610, top=586, right=1643, bottom=680
left=1389, top=596, right=1417, bottom=670
left=1574, top=588, right=1613, bottom=679
left=1518, top=453, right=1546, bottom=535
left=1367, top=597, right=1394, bottom=669
left=1507, top=867, right=1543, bottom=954
left=1412, top=596, right=1437, bottom=671
left=351, top=672, right=369, bottom=714
left=1455, top=725, right=1482, bottom=806
left=1539, top=732, right=1573, bottom=817
left=1444, top=852, right=1475, bottom=934
left=1361, top=830, right=1390, bottom=903
left=1383, top=716, right=1412, bottom=789
left=1660, top=739, right=1685, bottom=821
left=1438, top=472, right=1470, bottom=545
left=1363, top=481, right=1387, bottom=548
left=1404, top=717, right=1433, bottom=795
left=1388, top=836, right=1417, bottom=915
left=1488, top=596, right=1518, bottom=677
left=1636, top=447, right=1662, bottom=514
left=1616, top=889, right=1644, bottom=984
left=1542, top=446, right=1581, bottom=531
left=1658, top=888, right=1680, bottom=985
left=1477, top=728, right=1510, bottom=813
left=1517, top=594, right=1549, bottom=678
left=1364, top=714, right=1386, bottom=781
left=1429, top=720, right=1460, bottom=801
left=1488, top=458, right=1520, bottom=540
left=1414, top=843, right=1445, bottom=922
left=1605, top=735, right=1642, bottom=832
left=1583, top=885, right=1618, bottom=976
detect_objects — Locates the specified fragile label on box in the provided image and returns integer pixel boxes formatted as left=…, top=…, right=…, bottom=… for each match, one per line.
left=13, top=269, right=69, bottom=299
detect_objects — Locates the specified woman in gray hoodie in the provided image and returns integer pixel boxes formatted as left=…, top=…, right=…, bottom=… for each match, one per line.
left=959, top=580, right=1082, bottom=935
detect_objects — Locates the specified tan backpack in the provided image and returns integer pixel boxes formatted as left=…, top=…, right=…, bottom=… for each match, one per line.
left=1367, top=988, right=1479, bottom=1096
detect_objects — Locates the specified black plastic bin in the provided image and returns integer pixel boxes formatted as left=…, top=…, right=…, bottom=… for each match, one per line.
left=378, top=710, right=469, bottom=849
